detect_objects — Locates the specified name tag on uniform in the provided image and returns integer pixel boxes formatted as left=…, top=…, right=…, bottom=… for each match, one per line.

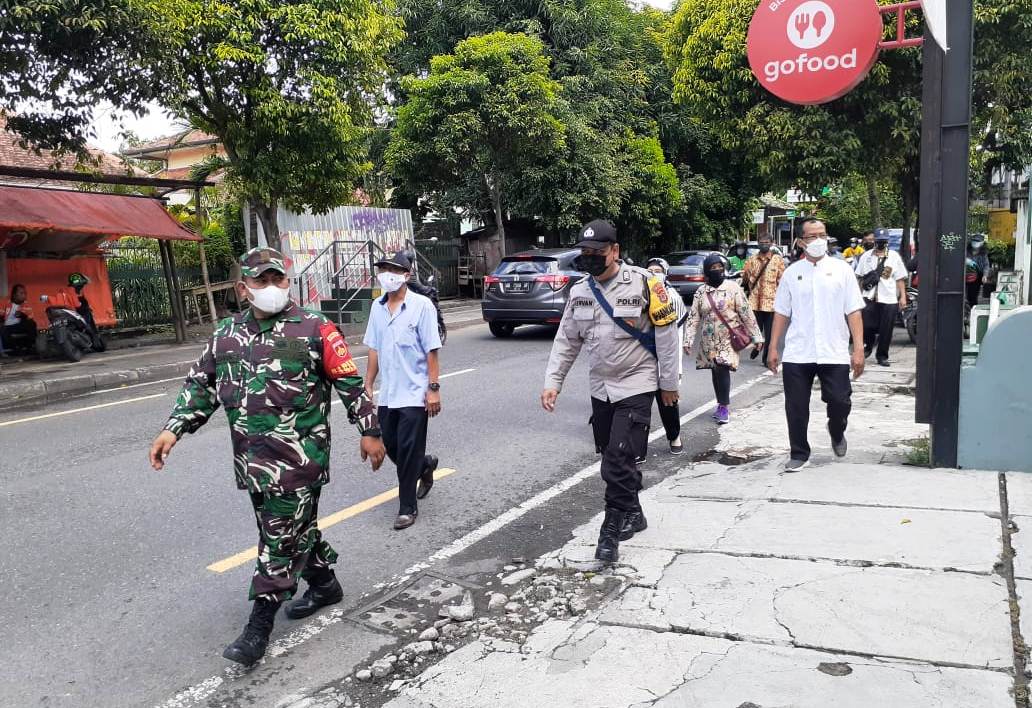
left=613, top=306, right=639, bottom=318
left=574, top=307, right=594, bottom=321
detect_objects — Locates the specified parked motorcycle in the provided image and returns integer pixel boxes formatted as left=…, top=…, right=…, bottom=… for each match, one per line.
left=900, top=286, right=918, bottom=344
left=36, top=273, right=106, bottom=362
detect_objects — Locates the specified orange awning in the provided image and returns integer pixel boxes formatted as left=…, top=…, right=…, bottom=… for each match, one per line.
left=0, top=184, right=200, bottom=254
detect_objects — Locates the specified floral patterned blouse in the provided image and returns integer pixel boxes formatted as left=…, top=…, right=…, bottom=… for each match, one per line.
left=684, top=280, right=763, bottom=371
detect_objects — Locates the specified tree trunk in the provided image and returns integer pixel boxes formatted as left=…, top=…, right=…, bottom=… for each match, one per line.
left=251, top=199, right=282, bottom=252
left=485, top=173, right=506, bottom=257
left=900, top=182, right=915, bottom=259
left=866, top=174, right=883, bottom=231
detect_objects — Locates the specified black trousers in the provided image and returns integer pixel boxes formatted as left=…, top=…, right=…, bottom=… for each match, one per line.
left=379, top=406, right=429, bottom=515
left=754, top=310, right=774, bottom=365
left=654, top=389, right=680, bottom=441
left=782, top=363, right=852, bottom=462
left=711, top=365, right=731, bottom=406
left=966, top=281, right=981, bottom=308
left=1, top=318, right=37, bottom=352
left=862, top=300, right=898, bottom=363
left=589, top=393, right=652, bottom=512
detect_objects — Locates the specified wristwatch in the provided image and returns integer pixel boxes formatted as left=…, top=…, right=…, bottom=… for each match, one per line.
left=428, top=382, right=441, bottom=392
left=362, top=427, right=382, bottom=438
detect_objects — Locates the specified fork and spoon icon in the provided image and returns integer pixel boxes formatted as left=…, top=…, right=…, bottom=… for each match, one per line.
left=794, top=10, right=828, bottom=39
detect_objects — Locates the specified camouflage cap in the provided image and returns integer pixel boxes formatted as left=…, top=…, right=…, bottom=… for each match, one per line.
left=240, top=247, right=288, bottom=278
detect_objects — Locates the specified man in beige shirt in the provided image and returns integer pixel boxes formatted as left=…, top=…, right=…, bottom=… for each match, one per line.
left=542, top=220, right=681, bottom=564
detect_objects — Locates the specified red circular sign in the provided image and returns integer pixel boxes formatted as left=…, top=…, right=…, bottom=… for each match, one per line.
left=747, top=0, right=883, bottom=105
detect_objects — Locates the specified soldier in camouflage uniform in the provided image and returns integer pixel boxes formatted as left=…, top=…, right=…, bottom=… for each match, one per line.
left=149, top=248, right=386, bottom=666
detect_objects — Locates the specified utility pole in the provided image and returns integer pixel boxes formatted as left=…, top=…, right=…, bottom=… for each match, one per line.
left=915, top=0, right=974, bottom=467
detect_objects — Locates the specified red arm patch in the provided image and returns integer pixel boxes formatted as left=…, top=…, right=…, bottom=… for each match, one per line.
left=320, top=321, right=359, bottom=379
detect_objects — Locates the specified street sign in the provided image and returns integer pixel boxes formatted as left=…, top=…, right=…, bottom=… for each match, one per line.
left=920, top=0, right=949, bottom=51
left=751, top=209, right=766, bottom=224
left=747, top=0, right=884, bottom=105
left=786, top=210, right=797, bottom=218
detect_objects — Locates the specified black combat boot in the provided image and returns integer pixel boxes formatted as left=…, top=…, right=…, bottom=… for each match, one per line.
left=222, top=598, right=280, bottom=666
left=595, top=507, right=627, bottom=563
left=284, top=570, right=344, bottom=620
left=619, top=504, right=648, bottom=541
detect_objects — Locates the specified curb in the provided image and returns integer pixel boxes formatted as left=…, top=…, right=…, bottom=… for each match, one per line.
left=0, top=360, right=194, bottom=413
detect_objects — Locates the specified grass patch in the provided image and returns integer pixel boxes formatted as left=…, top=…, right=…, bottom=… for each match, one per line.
left=903, top=437, right=930, bottom=466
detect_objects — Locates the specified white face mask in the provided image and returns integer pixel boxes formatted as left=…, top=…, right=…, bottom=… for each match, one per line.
left=378, top=272, right=408, bottom=293
left=805, top=238, right=829, bottom=259
left=246, top=283, right=291, bottom=314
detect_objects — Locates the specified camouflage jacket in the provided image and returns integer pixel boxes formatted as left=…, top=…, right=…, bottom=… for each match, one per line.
left=164, top=302, right=377, bottom=494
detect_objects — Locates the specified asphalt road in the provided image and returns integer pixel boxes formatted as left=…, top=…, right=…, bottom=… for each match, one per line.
left=0, top=321, right=775, bottom=708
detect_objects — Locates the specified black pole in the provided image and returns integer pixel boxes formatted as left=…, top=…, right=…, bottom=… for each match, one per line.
left=157, top=240, right=185, bottom=344
left=916, top=0, right=974, bottom=466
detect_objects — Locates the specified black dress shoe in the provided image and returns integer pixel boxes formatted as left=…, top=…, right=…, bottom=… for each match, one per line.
left=284, top=572, right=343, bottom=620
left=877, top=359, right=890, bottom=367
left=416, top=455, right=439, bottom=500
left=394, top=513, right=417, bottom=530
left=223, top=598, right=280, bottom=666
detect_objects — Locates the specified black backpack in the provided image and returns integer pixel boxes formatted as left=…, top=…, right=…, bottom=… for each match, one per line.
left=407, top=280, right=448, bottom=345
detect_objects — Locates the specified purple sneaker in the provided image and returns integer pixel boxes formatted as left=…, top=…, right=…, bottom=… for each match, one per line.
left=715, top=405, right=730, bottom=425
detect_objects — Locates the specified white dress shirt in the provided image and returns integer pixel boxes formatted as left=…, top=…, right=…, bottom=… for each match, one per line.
left=855, top=249, right=908, bottom=303
left=774, top=256, right=866, bottom=365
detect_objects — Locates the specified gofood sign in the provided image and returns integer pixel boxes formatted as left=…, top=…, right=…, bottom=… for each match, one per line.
left=747, top=0, right=883, bottom=105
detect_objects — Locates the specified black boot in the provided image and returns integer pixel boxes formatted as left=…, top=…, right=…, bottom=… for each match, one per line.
left=223, top=598, right=280, bottom=666
left=284, top=570, right=343, bottom=620
left=595, top=507, right=626, bottom=563
left=619, top=506, right=648, bottom=541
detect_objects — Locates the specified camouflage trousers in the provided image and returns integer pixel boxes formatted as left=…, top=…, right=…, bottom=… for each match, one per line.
left=248, top=486, right=338, bottom=602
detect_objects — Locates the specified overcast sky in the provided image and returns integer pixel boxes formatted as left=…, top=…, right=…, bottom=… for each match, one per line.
left=90, top=0, right=677, bottom=153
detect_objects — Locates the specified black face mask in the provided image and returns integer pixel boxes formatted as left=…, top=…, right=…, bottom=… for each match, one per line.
left=706, top=269, right=725, bottom=287
left=876, top=241, right=889, bottom=251
left=759, top=244, right=771, bottom=254
left=579, top=254, right=609, bottom=277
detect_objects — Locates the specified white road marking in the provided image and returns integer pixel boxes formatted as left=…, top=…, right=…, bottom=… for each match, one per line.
left=0, top=394, right=167, bottom=428
left=154, top=370, right=769, bottom=708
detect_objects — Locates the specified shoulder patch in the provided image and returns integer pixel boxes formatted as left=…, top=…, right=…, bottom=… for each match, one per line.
left=647, top=276, right=677, bottom=326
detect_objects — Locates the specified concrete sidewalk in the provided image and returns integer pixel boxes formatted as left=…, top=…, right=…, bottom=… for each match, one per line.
left=374, top=347, right=1029, bottom=708
left=0, top=298, right=486, bottom=410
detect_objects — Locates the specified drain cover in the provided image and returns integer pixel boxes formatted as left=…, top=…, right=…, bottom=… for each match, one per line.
left=348, top=571, right=479, bottom=635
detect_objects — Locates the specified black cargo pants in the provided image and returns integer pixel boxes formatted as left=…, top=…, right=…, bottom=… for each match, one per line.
left=589, top=392, right=653, bottom=512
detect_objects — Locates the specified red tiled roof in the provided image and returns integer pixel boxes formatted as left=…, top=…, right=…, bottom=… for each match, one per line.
left=122, top=128, right=220, bottom=157
left=156, top=165, right=225, bottom=182
left=0, top=124, right=132, bottom=178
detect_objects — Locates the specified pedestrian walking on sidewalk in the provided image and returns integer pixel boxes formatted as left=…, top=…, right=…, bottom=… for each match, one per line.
left=683, top=254, right=763, bottom=426
left=741, top=235, right=785, bottom=367
left=855, top=229, right=908, bottom=367
left=542, top=220, right=681, bottom=563
left=148, top=248, right=385, bottom=667
left=363, top=251, right=443, bottom=531
left=646, top=257, right=688, bottom=454
left=767, top=219, right=866, bottom=472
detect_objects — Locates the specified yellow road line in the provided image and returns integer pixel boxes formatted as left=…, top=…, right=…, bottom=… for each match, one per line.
left=206, top=467, right=458, bottom=573
left=0, top=393, right=166, bottom=428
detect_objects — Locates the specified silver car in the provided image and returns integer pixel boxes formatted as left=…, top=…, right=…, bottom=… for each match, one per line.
left=660, top=250, right=733, bottom=303
left=481, top=249, right=583, bottom=338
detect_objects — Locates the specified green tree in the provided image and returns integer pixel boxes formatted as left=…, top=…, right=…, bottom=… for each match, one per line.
left=614, top=134, right=683, bottom=260
left=135, top=0, right=403, bottom=251
left=386, top=31, right=566, bottom=245
left=0, top=0, right=157, bottom=154
left=667, top=0, right=1032, bottom=253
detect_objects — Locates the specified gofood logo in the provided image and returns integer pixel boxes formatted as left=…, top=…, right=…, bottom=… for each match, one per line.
left=764, top=1, right=855, bottom=83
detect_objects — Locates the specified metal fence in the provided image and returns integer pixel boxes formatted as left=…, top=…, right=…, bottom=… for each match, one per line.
left=103, top=241, right=231, bottom=328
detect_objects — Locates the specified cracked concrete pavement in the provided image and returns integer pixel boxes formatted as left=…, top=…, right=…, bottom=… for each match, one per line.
left=380, top=348, right=1030, bottom=708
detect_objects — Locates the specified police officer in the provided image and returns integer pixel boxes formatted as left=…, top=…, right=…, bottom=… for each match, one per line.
left=542, top=220, right=681, bottom=563
left=148, top=248, right=386, bottom=666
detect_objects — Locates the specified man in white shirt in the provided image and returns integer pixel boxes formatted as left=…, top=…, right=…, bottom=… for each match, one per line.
left=855, top=229, right=908, bottom=367
left=768, top=219, right=866, bottom=472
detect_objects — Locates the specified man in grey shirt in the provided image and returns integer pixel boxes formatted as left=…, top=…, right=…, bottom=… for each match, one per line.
left=542, top=220, right=681, bottom=563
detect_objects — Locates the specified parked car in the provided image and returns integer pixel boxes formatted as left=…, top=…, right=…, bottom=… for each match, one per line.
left=481, top=248, right=583, bottom=338
left=660, top=250, right=734, bottom=303
left=724, top=242, right=785, bottom=262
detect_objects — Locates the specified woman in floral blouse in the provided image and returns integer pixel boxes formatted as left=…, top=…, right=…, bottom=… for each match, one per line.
left=684, top=254, right=764, bottom=424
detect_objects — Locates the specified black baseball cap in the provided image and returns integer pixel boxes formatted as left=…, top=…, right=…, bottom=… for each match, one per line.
left=575, top=220, right=618, bottom=249
left=374, top=251, right=413, bottom=271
